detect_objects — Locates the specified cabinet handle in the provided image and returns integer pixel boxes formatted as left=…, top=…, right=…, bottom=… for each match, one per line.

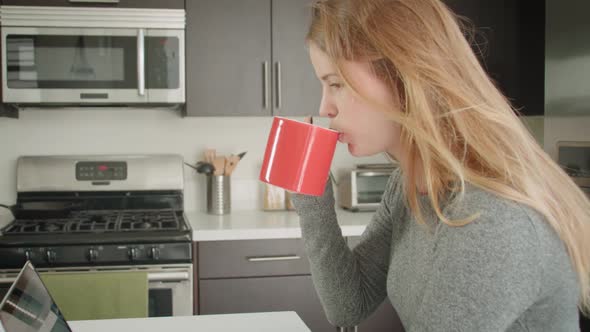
left=69, top=0, right=120, bottom=3
left=337, top=327, right=358, bottom=332
left=263, top=61, right=269, bottom=109
left=137, top=28, right=145, bottom=97
left=275, top=61, right=282, bottom=109
left=247, top=255, right=300, bottom=262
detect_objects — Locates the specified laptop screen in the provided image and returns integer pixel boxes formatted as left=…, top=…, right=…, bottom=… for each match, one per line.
left=0, top=262, right=71, bottom=332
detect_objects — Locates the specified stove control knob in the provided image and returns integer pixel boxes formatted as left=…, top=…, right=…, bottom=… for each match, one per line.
left=150, top=247, right=160, bottom=260
left=46, top=250, right=56, bottom=263
left=24, top=250, right=32, bottom=261
left=88, top=249, right=99, bottom=262
left=128, top=247, right=139, bottom=261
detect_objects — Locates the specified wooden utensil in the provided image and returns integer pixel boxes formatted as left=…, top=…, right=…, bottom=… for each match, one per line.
left=224, top=151, right=247, bottom=176
left=212, top=156, right=225, bottom=176
left=204, top=149, right=216, bottom=164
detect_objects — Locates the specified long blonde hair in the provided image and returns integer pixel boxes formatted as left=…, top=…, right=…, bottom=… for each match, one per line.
left=308, top=0, right=590, bottom=313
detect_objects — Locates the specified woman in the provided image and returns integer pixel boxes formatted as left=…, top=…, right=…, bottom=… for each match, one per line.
left=291, top=0, right=590, bottom=331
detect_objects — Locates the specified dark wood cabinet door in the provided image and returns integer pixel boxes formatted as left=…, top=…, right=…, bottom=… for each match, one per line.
left=271, top=0, right=321, bottom=117
left=198, top=239, right=310, bottom=279
left=200, top=275, right=335, bottom=332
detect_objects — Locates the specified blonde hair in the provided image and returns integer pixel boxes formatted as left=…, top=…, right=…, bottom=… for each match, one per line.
left=308, top=0, right=590, bottom=313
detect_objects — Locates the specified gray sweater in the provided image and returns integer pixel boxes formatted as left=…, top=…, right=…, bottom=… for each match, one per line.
left=292, top=168, right=580, bottom=331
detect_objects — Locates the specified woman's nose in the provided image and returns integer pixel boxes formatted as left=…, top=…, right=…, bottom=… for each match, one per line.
left=319, top=96, right=338, bottom=118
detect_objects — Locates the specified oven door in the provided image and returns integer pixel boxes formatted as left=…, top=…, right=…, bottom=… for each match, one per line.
left=0, top=264, right=193, bottom=318
left=0, top=275, right=16, bottom=301
left=147, top=267, right=193, bottom=317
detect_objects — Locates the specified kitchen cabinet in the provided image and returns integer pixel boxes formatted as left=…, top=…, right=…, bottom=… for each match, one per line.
left=195, top=237, right=405, bottom=332
left=196, top=239, right=334, bottom=331
left=195, top=239, right=333, bottom=330
left=200, top=276, right=332, bottom=331
left=185, top=0, right=321, bottom=117
left=1, top=0, right=184, bottom=9
left=348, top=236, right=405, bottom=332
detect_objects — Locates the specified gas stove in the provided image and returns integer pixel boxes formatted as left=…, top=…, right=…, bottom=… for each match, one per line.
left=4, top=209, right=182, bottom=234
left=0, top=154, right=192, bottom=269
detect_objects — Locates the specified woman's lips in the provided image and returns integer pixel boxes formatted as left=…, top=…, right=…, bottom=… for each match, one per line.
left=338, top=133, right=348, bottom=143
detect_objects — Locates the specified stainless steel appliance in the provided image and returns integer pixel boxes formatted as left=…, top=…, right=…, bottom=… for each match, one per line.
left=0, top=6, right=185, bottom=106
left=0, top=154, right=193, bottom=317
left=338, top=163, right=397, bottom=212
left=557, top=141, right=590, bottom=197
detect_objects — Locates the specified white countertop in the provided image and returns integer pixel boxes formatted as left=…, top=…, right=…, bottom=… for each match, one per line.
left=186, top=208, right=374, bottom=241
left=0, top=208, right=374, bottom=242
left=69, top=311, right=310, bottom=332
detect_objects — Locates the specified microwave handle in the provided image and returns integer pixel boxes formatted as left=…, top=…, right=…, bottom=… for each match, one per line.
left=356, top=171, right=389, bottom=177
left=137, top=28, right=145, bottom=97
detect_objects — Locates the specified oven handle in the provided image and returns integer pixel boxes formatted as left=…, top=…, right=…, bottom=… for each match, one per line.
left=0, top=272, right=190, bottom=284
left=147, top=271, right=190, bottom=282
left=1, top=272, right=190, bottom=284
left=0, top=277, right=16, bottom=284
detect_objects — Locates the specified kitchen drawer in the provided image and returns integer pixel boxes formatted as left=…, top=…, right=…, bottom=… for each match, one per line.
left=2, top=0, right=184, bottom=9
left=200, top=275, right=334, bottom=332
left=198, top=239, right=310, bottom=279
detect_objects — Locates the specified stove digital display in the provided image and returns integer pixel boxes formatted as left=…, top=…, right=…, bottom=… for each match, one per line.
left=76, top=161, right=127, bottom=181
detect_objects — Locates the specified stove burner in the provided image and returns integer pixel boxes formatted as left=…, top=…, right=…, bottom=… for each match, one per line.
left=43, top=223, right=61, bottom=232
left=2, top=209, right=181, bottom=234
left=138, top=222, right=152, bottom=230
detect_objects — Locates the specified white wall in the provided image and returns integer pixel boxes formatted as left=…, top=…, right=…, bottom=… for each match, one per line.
left=0, top=108, right=387, bottom=213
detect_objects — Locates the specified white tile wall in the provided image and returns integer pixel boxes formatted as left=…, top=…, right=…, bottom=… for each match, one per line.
left=0, top=107, right=387, bottom=213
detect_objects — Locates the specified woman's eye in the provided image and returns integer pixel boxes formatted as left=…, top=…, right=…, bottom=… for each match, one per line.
left=329, top=83, right=342, bottom=89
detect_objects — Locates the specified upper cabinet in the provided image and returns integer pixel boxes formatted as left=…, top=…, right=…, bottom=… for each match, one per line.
left=445, top=0, right=545, bottom=116
left=1, top=0, right=184, bottom=9
left=185, top=0, right=321, bottom=117
left=271, top=0, right=322, bottom=117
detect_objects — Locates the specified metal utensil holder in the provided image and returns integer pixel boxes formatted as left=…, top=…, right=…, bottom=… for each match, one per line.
left=207, top=175, right=230, bottom=215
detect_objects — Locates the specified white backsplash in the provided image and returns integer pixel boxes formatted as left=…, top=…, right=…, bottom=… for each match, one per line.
left=0, top=108, right=558, bottom=216
left=0, top=107, right=387, bottom=213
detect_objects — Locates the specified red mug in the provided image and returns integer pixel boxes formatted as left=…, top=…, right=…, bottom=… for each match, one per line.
left=259, top=116, right=339, bottom=196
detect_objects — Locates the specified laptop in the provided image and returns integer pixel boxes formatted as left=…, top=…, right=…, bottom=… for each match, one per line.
left=0, top=261, right=72, bottom=332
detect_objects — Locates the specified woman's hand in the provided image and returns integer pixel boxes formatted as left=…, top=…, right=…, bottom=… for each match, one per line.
left=290, top=115, right=337, bottom=217
left=290, top=177, right=336, bottom=218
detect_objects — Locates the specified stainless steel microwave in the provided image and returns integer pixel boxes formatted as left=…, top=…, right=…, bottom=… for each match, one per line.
left=0, top=5, right=185, bottom=106
left=338, top=163, right=398, bottom=212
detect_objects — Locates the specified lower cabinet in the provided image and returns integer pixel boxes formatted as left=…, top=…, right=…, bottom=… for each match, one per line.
left=196, top=237, right=405, bottom=332
left=200, top=275, right=334, bottom=331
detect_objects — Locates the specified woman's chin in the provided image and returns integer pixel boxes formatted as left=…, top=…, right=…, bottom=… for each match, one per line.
left=348, top=144, right=365, bottom=157
left=348, top=144, right=381, bottom=157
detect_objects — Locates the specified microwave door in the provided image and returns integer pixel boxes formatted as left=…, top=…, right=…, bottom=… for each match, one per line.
left=144, top=29, right=185, bottom=103
left=354, top=171, right=390, bottom=208
left=1, top=27, right=147, bottom=104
